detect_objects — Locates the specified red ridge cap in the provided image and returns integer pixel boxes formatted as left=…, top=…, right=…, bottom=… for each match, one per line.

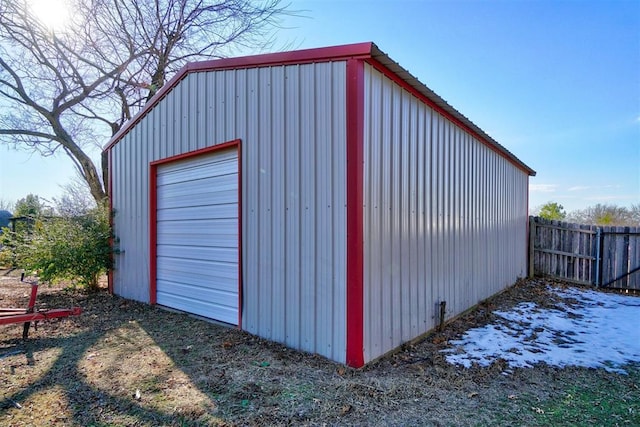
left=185, top=42, right=373, bottom=73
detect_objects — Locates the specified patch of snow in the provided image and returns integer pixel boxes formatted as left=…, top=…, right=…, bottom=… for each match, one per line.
left=443, top=286, right=640, bottom=373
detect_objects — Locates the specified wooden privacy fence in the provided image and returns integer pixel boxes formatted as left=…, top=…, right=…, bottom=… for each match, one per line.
left=529, top=216, right=640, bottom=290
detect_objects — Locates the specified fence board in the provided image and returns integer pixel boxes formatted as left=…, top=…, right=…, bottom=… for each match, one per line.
left=529, top=217, right=640, bottom=291
left=630, top=229, right=640, bottom=289
left=618, top=227, right=629, bottom=288
left=602, top=231, right=613, bottom=285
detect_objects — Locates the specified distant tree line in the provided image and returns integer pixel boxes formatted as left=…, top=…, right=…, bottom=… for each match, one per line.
left=534, top=202, right=640, bottom=226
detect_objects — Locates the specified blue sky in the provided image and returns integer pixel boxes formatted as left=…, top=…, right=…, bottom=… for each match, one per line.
left=1, top=0, right=638, bottom=213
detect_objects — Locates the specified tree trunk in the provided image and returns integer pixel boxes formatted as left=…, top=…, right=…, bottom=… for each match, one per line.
left=51, top=120, right=107, bottom=204
left=72, top=145, right=107, bottom=203
left=101, top=150, right=109, bottom=199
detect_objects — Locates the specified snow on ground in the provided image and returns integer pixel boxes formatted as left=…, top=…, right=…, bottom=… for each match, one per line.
left=443, top=286, right=640, bottom=374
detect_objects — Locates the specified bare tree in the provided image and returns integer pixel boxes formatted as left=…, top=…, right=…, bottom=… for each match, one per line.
left=628, top=204, right=640, bottom=226
left=54, top=174, right=98, bottom=217
left=0, top=199, right=14, bottom=214
left=0, top=0, right=290, bottom=203
left=567, top=203, right=637, bottom=226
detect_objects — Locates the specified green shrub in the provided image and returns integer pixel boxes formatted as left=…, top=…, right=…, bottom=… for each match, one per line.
left=0, top=203, right=112, bottom=291
left=0, top=225, right=26, bottom=268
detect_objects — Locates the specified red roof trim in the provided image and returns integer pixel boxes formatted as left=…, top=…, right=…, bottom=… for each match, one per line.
left=365, top=57, right=535, bottom=177
left=184, top=42, right=372, bottom=73
left=104, top=42, right=534, bottom=179
left=104, top=43, right=373, bottom=151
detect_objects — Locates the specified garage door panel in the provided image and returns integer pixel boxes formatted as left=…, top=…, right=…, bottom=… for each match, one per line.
left=157, top=235, right=237, bottom=248
left=158, top=269, right=237, bottom=294
left=158, top=167, right=237, bottom=186
left=158, top=189, right=237, bottom=210
left=157, top=231, right=237, bottom=247
left=155, top=147, right=239, bottom=325
left=157, top=217, right=237, bottom=234
left=156, top=234, right=237, bottom=245
left=157, top=281, right=238, bottom=307
left=156, top=204, right=237, bottom=221
left=157, top=270, right=237, bottom=290
left=158, top=168, right=237, bottom=189
left=157, top=258, right=237, bottom=282
left=157, top=245, right=237, bottom=263
left=158, top=175, right=237, bottom=199
left=158, top=194, right=236, bottom=211
left=158, top=180, right=236, bottom=203
left=156, top=286, right=237, bottom=324
left=159, top=156, right=237, bottom=180
left=158, top=186, right=237, bottom=206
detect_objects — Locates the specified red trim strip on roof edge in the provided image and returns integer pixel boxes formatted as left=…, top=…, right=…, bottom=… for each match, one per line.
left=148, top=140, right=242, bottom=319
left=364, top=57, right=535, bottom=177
left=104, top=43, right=373, bottom=152
left=184, top=42, right=372, bottom=74
left=346, top=59, right=365, bottom=368
left=105, top=41, right=534, bottom=178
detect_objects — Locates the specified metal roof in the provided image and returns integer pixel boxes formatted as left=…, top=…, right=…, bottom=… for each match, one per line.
left=104, top=42, right=535, bottom=176
left=367, top=43, right=535, bottom=176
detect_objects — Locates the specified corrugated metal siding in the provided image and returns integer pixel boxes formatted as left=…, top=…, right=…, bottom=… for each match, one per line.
left=362, top=64, right=528, bottom=363
left=110, top=62, right=347, bottom=363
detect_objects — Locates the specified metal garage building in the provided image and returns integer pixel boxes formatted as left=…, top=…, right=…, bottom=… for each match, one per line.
left=104, top=42, right=535, bottom=368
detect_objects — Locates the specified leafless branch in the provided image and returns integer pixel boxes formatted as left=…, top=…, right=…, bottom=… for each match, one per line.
left=0, top=0, right=293, bottom=203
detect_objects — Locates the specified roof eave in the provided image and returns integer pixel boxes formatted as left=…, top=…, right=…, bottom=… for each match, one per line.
left=103, top=42, right=375, bottom=151
left=103, top=42, right=536, bottom=177
left=369, top=43, right=536, bottom=176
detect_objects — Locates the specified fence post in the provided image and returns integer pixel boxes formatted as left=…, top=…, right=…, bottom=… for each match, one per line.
left=528, top=216, right=535, bottom=278
left=594, top=227, right=601, bottom=287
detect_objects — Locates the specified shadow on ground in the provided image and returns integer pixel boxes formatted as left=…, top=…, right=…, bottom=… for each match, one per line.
left=1, top=279, right=639, bottom=426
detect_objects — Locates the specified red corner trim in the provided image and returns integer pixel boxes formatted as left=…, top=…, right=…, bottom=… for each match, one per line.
left=148, top=140, right=242, bottom=317
left=526, top=176, right=531, bottom=275
left=107, top=148, right=114, bottom=294
left=346, top=59, right=365, bottom=368
left=149, top=161, right=158, bottom=305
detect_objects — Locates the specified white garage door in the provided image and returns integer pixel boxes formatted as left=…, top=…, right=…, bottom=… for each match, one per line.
left=155, top=148, right=239, bottom=325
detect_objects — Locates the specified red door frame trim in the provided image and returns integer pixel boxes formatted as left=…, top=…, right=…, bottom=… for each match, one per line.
left=346, top=59, right=365, bottom=368
left=148, top=139, right=242, bottom=328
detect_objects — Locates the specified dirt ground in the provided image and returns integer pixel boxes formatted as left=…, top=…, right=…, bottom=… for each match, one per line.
left=1, top=270, right=638, bottom=426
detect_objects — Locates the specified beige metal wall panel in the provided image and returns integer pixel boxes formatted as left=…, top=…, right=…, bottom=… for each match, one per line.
left=110, top=62, right=347, bottom=363
left=243, top=62, right=348, bottom=362
left=362, top=64, right=528, bottom=362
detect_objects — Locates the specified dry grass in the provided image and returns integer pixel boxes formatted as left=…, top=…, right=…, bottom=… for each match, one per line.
left=1, top=271, right=638, bottom=426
